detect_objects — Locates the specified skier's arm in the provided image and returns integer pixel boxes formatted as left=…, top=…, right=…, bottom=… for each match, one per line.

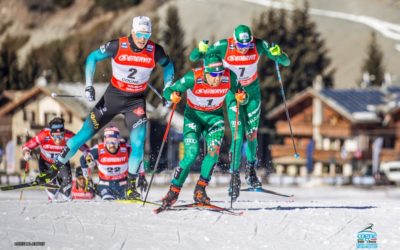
left=258, top=39, right=290, bottom=66
left=85, top=39, right=119, bottom=88
left=22, top=132, right=41, bottom=152
left=155, top=44, right=174, bottom=89
left=163, top=71, right=195, bottom=101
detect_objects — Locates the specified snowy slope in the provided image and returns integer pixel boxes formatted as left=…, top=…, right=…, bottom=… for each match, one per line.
left=1, top=186, right=399, bottom=249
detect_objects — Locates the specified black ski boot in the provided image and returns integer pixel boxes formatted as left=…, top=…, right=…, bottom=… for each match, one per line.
left=245, top=161, right=262, bottom=188
left=161, top=185, right=181, bottom=208
left=126, top=174, right=140, bottom=200
left=228, top=171, right=241, bottom=201
left=193, top=178, right=211, bottom=204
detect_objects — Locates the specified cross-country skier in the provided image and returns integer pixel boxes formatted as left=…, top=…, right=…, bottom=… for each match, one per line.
left=190, top=24, right=290, bottom=200
left=71, top=166, right=95, bottom=200
left=52, top=16, right=174, bottom=199
left=159, top=52, right=243, bottom=208
left=22, top=117, right=89, bottom=200
left=80, top=126, right=141, bottom=200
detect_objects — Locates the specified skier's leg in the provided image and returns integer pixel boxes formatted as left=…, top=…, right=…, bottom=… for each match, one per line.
left=162, top=112, right=200, bottom=207
left=243, top=85, right=262, bottom=188
left=124, top=99, right=147, bottom=199
left=57, top=162, right=72, bottom=201
left=226, top=92, right=245, bottom=172
left=57, top=88, right=121, bottom=165
left=194, top=116, right=225, bottom=204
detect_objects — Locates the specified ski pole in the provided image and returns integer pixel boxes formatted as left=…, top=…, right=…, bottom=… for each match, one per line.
left=20, top=129, right=31, bottom=201
left=274, top=60, right=299, bottom=158
left=147, top=83, right=163, bottom=100
left=231, top=97, right=240, bottom=208
left=51, top=92, right=82, bottom=98
left=142, top=103, right=177, bottom=206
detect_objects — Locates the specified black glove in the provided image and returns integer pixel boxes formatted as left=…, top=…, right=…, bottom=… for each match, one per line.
left=85, top=86, right=95, bottom=102
left=137, top=174, right=148, bottom=193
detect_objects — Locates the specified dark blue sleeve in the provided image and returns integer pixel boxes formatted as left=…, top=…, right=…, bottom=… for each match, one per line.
left=80, top=146, right=99, bottom=169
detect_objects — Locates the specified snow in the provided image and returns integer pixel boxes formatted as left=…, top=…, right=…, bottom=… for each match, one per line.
left=1, top=186, right=400, bottom=249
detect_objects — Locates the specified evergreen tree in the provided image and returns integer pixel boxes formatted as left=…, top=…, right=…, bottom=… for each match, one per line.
left=0, top=37, right=20, bottom=91
left=286, top=1, right=334, bottom=97
left=361, top=31, right=385, bottom=87
left=162, top=5, right=187, bottom=79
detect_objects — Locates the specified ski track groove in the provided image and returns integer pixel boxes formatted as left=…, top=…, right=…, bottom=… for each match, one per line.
left=111, top=223, right=116, bottom=237
left=213, top=214, right=223, bottom=224
left=19, top=206, right=27, bottom=215
left=119, top=237, right=127, bottom=250
left=176, top=228, right=180, bottom=244
left=327, top=216, right=357, bottom=240
left=253, top=223, right=258, bottom=237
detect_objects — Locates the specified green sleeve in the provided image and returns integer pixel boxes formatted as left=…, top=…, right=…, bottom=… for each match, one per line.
left=229, top=70, right=239, bottom=93
left=256, top=39, right=291, bottom=67
left=163, top=71, right=196, bottom=101
left=189, top=47, right=204, bottom=62
left=208, top=39, right=228, bottom=58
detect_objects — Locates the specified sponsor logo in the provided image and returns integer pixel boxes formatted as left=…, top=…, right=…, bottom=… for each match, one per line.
left=184, top=138, right=197, bottom=144
left=44, top=136, right=50, bottom=141
left=99, top=149, right=105, bottom=154
left=208, top=62, right=223, bottom=67
left=238, top=32, right=250, bottom=41
left=226, top=54, right=257, bottom=62
left=121, top=42, right=128, bottom=49
left=90, top=112, right=99, bottom=129
left=356, top=224, right=377, bottom=249
left=133, top=107, right=145, bottom=116
left=100, top=45, right=106, bottom=53
left=194, top=88, right=228, bottom=95
left=132, top=118, right=147, bottom=129
left=120, top=147, right=127, bottom=153
left=186, top=123, right=197, bottom=130
left=42, top=144, right=63, bottom=150
left=101, top=156, right=127, bottom=163
left=118, top=54, right=152, bottom=63
left=196, top=78, right=203, bottom=84
left=146, top=44, right=153, bottom=52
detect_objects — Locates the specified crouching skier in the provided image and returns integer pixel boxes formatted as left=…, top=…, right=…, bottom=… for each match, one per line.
left=71, top=166, right=95, bottom=200
left=159, top=52, right=241, bottom=209
left=80, top=126, right=146, bottom=200
left=22, top=117, right=89, bottom=201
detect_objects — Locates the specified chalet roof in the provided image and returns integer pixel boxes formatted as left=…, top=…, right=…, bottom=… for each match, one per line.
left=268, top=86, right=400, bottom=124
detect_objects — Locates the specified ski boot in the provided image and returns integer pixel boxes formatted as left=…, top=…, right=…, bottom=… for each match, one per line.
left=228, top=171, right=241, bottom=201
left=126, top=174, right=140, bottom=200
left=245, top=161, right=262, bottom=188
left=161, top=184, right=181, bottom=208
left=193, top=178, right=211, bottom=204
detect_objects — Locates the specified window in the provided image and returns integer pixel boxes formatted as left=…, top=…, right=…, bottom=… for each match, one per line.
left=44, top=112, right=57, bottom=125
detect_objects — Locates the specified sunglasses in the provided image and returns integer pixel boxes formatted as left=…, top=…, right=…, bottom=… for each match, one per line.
left=236, top=41, right=250, bottom=49
left=105, top=140, right=119, bottom=145
left=51, top=133, right=64, bottom=139
left=135, top=32, right=151, bottom=39
left=209, top=71, right=224, bottom=77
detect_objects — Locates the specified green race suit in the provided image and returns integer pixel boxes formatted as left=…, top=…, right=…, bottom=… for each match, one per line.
left=164, top=67, right=238, bottom=186
left=190, top=37, right=290, bottom=171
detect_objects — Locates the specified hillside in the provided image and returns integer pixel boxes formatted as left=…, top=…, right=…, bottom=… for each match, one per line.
left=1, top=0, right=400, bottom=87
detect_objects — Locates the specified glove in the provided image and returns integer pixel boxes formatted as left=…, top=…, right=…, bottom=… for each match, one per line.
left=170, top=92, right=181, bottom=104
left=85, top=86, right=95, bottom=102
left=269, top=44, right=282, bottom=56
left=235, top=91, right=247, bottom=104
left=137, top=173, right=148, bottom=193
left=85, top=154, right=97, bottom=169
left=198, top=40, right=209, bottom=53
left=23, top=150, right=32, bottom=161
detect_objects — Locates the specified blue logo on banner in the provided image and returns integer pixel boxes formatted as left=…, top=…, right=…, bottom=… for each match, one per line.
left=356, top=224, right=377, bottom=249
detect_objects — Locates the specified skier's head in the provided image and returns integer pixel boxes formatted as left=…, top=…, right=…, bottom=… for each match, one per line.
left=75, top=166, right=86, bottom=189
left=103, top=126, right=120, bottom=153
left=49, top=117, right=65, bottom=145
left=204, top=52, right=225, bottom=87
left=233, top=24, right=253, bottom=54
left=132, top=16, right=152, bottom=49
